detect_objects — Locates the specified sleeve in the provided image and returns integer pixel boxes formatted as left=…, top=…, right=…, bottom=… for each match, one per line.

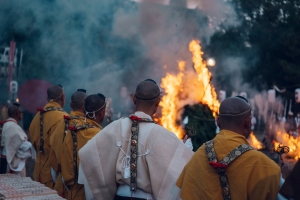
left=146, top=130, right=194, bottom=200
left=9, top=156, right=25, bottom=172
left=29, top=113, right=39, bottom=151
left=61, top=134, right=75, bottom=187
left=78, top=162, right=95, bottom=200
left=78, top=129, right=119, bottom=200
left=49, top=120, right=64, bottom=171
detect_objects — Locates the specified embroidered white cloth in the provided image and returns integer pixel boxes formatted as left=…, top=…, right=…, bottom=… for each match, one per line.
left=78, top=111, right=194, bottom=200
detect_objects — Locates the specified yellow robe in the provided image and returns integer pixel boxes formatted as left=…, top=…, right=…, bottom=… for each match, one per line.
left=177, top=130, right=281, bottom=200
left=61, top=118, right=102, bottom=200
left=50, top=111, right=85, bottom=197
left=29, top=102, right=66, bottom=188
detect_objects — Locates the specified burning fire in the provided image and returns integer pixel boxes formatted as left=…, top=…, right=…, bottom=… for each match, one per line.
left=160, top=40, right=220, bottom=138
left=247, top=132, right=264, bottom=150
left=273, top=131, right=300, bottom=160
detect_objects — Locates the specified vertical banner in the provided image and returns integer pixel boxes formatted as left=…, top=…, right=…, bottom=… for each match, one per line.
left=7, top=41, right=16, bottom=95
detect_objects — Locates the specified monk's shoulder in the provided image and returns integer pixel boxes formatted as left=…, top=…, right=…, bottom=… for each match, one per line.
left=193, top=143, right=207, bottom=159
left=152, top=123, right=179, bottom=139
left=85, top=126, right=101, bottom=136
left=242, top=149, right=280, bottom=170
left=102, top=118, right=124, bottom=133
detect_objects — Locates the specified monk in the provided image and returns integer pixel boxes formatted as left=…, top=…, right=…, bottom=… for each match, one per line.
left=61, top=94, right=105, bottom=200
left=177, top=96, right=281, bottom=200
left=2, top=103, right=35, bottom=177
left=78, top=79, right=194, bottom=200
left=49, top=89, right=87, bottom=197
left=29, top=85, right=67, bottom=188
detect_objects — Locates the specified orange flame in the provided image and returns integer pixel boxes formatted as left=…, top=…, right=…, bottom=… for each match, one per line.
left=247, top=132, right=264, bottom=150
left=273, top=131, right=300, bottom=160
left=160, top=40, right=220, bottom=138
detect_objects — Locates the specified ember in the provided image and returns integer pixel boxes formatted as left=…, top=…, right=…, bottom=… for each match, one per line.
left=160, top=40, right=220, bottom=138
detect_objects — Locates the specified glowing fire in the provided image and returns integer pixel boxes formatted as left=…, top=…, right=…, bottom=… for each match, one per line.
left=160, top=40, right=220, bottom=138
left=247, top=132, right=264, bottom=150
left=273, top=131, right=300, bottom=160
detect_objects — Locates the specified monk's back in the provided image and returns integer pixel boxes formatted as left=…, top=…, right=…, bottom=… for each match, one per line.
left=29, top=102, right=66, bottom=186
left=177, top=130, right=280, bottom=200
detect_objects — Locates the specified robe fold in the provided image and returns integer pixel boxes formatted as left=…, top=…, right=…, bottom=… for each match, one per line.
left=29, top=102, right=66, bottom=188
left=61, top=118, right=102, bottom=200
left=176, top=129, right=281, bottom=200
left=78, top=111, right=194, bottom=200
left=50, top=111, right=84, bottom=197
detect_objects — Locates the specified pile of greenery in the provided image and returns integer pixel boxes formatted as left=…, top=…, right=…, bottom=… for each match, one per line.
left=182, top=103, right=217, bottom=151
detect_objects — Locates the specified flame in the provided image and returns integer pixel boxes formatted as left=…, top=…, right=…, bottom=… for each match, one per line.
left=247, top=132, right=264, bottom=150
left=160, top=40, right=220, bottom=138
left=273, top=131, right=300, bottom=160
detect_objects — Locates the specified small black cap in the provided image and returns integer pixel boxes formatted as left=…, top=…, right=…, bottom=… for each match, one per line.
left=77, top=89, right=87, bottom=93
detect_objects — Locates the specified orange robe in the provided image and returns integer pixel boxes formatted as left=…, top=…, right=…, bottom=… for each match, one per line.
left=29, top=102, right=66, bottom=188
left=176, top=130, right=281, bottom=200
left=50, top=111, right=85, bottom=197
left=61, top=118, right=101, bottom=200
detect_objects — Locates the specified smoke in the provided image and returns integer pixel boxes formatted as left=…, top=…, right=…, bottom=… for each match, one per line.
left=0, top=0, right=240, bottom=112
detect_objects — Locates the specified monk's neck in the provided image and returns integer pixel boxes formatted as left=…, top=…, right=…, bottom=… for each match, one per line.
left=10, top=117, right=19, bottom=123
left=135, top=108, right=154, bottom=118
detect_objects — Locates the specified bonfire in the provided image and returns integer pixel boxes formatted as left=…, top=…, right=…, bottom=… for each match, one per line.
left=159, top=40, right=220, bottom=138
left=247, top=132, right=264, bottom=150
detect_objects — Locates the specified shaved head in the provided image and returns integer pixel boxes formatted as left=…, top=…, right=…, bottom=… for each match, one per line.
left=47, top=85, right=63, bottom=100
left=85, top=94, right=106, bottom=124
left=8, top=103, right=21, bottom=120
left=220, top=97, right=251, bottom=116
left=70, top=89, right=87, bottom=110
left=7, top=103, right=22, bottom=122
left=217, top=97, right=252, bottom=137
left=133, top=79, right=161, bottom=116
left=85, top=94, right=106, bottom=113
left=135, top=79, right=160, bottom=102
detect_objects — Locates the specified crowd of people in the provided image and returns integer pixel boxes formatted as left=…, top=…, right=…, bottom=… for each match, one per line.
left=0, top=79, right=299, bottom=200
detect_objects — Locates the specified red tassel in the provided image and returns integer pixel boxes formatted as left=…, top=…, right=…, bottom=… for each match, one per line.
left=63, top=115, right=71, bottom=120
left=129, top=115, right=142, bottom=121
left=209, top=161, right=227, bottom=169
left=37, top=108, right=45, bottom=112
left=68, top=126, right=77, bottom=131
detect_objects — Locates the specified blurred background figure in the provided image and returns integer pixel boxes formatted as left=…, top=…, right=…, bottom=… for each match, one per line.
left=0, top=100, right=10, bottom=121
